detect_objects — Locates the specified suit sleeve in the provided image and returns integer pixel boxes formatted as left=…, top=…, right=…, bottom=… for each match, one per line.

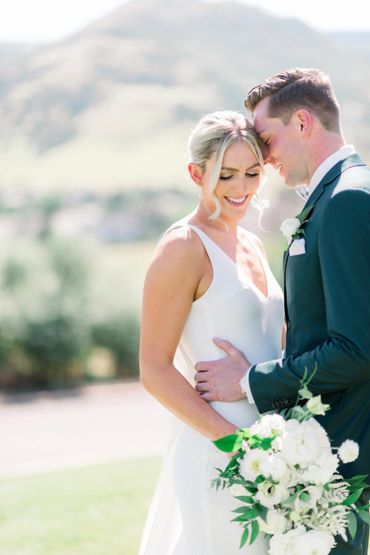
left=249, top=189, right=370, bottom=414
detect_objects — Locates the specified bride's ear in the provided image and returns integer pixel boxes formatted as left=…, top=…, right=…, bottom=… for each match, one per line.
left=188, top=163, right=203, bottom=186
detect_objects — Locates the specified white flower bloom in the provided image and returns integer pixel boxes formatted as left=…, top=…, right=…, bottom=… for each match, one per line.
left=306, top=395, right=330, bottom=416
left=280, top=418, right=332, bottom=469
left=294, top=485, right=323, bottom=512
left=324, top=481, right=349, bottom=504
left=294, top=530, right=335, bottom=555
left=256, top=480, right=289, bottom=508
left=289, top=510, right=302, bottom=524
left=250, top=414, right=286, bottom=439
left=271, top=436, right=282, bottom=451
left=239, top=449, right=269, bottom=482
left=338, top=440, right=359, bottom=464
left=260, top=453, right=289, bottom=482
left=269, top=525, right=306, bottom=555
left=312, top=504, right=349, bottom=541
left=280, top=217, right=301, bottom=243
left=301, top=453, right=339, bottom=485
left=258, top=508, right=288, bottom=535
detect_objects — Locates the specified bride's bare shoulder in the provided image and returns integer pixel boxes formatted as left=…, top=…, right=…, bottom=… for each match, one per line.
left=147, top=226, right=206, bottom=278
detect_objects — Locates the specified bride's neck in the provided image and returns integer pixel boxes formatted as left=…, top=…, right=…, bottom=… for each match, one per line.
left=192, top=204, right=238, bottom=238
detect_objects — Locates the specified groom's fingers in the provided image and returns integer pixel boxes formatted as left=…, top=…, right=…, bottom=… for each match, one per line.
left=199, top=391, right=213, bottom=402
left=194, top=370, right=208, bottom=383
left=195, top=381, right=208, bottom=392
left=194, top=361, right=211, bottom=372
left=213, top=337, right=239, bottom=357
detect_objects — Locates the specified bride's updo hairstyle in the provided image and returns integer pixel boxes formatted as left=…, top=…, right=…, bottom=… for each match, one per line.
left=188, top=110, right=264, bottom=220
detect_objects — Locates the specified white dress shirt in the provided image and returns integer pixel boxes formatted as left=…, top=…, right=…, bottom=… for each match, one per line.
left=242, top=145, right=357, bottom=404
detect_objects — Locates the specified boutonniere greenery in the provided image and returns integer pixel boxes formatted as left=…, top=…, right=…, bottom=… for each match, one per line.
left=280, top=205, right=315, bottom=246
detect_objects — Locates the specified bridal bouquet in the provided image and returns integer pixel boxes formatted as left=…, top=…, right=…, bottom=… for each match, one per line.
left=212, top=369, right=370, bottom=554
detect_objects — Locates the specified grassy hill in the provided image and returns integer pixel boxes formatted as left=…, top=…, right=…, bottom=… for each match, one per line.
left=0, top=0, right=369, bottom=193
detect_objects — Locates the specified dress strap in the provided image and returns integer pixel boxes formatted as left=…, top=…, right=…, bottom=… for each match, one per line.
left=162, top=223, right=226, bottom=280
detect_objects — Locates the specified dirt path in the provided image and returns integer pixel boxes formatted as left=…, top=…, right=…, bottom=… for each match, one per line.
left=0, top=381, right=169, bottom=478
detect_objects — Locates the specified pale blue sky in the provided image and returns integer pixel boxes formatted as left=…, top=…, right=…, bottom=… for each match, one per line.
left=0, top=0, right=369, bottom=43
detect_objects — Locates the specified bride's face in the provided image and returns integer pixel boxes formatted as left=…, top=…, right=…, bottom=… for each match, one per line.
left=199, top=141, right=262, bottom=223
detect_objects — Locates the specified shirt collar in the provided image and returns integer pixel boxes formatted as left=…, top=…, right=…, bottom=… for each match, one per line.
left=308, top=145, right=356, bottom=198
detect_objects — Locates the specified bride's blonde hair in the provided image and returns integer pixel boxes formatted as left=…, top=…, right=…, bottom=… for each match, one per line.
left=188, top=110, right=264, bottom=220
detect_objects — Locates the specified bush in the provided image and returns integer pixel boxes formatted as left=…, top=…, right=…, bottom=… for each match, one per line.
left=91, top=313, right=140, bottom=378
left=0, top=237, right=91, bottom=389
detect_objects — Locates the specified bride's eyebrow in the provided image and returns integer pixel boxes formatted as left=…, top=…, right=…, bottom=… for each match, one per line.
left=221, top=162, right=259, bottom=172
left=221, top=162, right=260, bottom=171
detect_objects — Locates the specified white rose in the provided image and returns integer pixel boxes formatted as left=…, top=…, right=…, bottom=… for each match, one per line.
left=301, top=453, right=339, bottom=485
left=256, top=480, right=289, bottom=508
left=250, top=414, right=286, bottom=439
left=280, top=217, right=301, bottom=242
left=338, top=440, right=359, bottom=464
left=260, top=453, right=289, bottom=482
left=269, top=525, right=306, bottom=555
left=239, top=449, right=269, bottom=482
left=258, top=508, right=288, bottom=535
left=280, top=420, right=318, bottom=467
left=281, top=419, right=331, bottom=468
left=294, top=530, right=335, bottom=555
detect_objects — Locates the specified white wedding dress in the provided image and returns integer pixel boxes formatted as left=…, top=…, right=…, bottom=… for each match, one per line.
left=139, top=223, right=284, bottom=555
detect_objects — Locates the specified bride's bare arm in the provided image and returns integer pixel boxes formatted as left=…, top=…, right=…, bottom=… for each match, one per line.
left=140, top=229, right=237, bottom=441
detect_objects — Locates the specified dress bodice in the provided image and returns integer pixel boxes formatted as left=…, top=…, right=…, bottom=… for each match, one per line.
left=174, top=224, right=284, bottom=381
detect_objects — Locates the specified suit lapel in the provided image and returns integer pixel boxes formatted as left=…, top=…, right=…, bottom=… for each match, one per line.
left=302, top=153, right=366, bottom=211
left=282, top=153, right=366, bottom=325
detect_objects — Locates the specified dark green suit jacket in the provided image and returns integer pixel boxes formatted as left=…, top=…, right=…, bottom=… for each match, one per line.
left=250, top=153, right=370, bottom=479
left=249, top=153, right=370, bottom=553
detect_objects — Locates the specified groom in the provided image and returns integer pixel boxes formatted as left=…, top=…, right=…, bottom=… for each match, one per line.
left=194, top=68, right=370, bottom=554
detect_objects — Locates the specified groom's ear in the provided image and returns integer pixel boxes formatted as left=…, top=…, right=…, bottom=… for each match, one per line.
left=295, top=109, right=313, bottom=137
left=188, top=163, right=204, bottom=186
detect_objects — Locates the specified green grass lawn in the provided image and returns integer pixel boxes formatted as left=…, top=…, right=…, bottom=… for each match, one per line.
left=0, top=457, right=368, bottom=554
left=0, top=457, right=162, bottom=555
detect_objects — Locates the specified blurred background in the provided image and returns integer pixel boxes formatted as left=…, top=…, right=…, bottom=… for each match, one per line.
left=0, top=0, right=369, bottom=553
left=0, top=0, right=370, bottom=391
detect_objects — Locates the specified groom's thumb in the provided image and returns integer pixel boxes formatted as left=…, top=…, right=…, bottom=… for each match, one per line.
left=213, top=337, right=236, bottom=356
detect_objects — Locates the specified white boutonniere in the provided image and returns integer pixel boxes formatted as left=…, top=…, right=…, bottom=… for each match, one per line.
left=280, top=205, right=315, bottom=246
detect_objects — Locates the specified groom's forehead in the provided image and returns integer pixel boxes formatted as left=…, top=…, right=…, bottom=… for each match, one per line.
left=252, top=97, right=270, bottom=134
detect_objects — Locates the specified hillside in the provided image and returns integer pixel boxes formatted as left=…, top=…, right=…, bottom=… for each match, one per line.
left=0, top=0, right=369, bottom=192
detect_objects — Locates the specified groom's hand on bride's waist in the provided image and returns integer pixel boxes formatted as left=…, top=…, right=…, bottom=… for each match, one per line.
left=194, top=338, right=251, bottom=402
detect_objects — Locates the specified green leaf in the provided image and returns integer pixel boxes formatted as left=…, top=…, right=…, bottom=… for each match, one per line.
left=240, top=526, right=249, bottom=548
left=256, top=504, right=268, bottom=522
left=299, top=492, right=311, bottom=502
left=234, top=495, right=254, bottom=504
left=358, top=510, right=370, bottom=526
left=232, top=514, right=254, bottom=523
left=357, top=502, right=370, bottom=511
left=232, top=506, right=251, bottom=514
left=347, top=511, right=358, bottom=540
left=213, top=433, right=242, bottom=452
left=347, top=474, right=368, bottom=483
left=249, top=520, right=260, bottom=545
left=343, top=489, right=364, bottom=506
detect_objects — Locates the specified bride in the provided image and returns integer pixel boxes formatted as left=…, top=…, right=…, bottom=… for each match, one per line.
left=139, top=111, right=284, bottom=554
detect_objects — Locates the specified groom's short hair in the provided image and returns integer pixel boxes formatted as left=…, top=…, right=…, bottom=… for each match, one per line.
left=245, top=68, right=340, bottom=132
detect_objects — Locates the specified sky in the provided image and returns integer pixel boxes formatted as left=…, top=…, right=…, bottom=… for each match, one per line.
left=0, top=0, right=369, bottom=43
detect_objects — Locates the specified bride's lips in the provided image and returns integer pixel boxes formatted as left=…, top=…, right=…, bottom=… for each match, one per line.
left=224, top=195, right=248, bottom=207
